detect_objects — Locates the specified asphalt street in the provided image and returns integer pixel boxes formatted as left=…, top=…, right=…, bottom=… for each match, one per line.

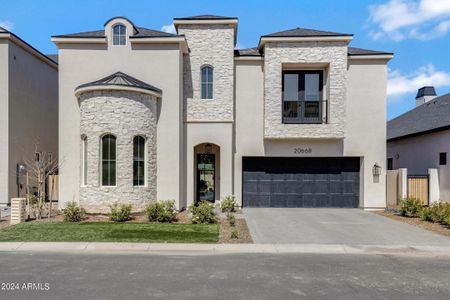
left=0, top=252, right=449, bottom=300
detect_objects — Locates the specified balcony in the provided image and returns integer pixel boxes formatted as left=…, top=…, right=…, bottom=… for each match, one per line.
left=283, top=100, right=328, bottom=124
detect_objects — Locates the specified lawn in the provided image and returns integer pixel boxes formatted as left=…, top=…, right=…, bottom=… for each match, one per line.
left=0, top=221, right=219, bottom=243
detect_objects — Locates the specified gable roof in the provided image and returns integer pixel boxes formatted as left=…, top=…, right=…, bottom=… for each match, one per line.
left=174, top=14, right=237, bottom=20
left=387, top=93, right=450, bottom=141
left=76, top=71, right=162, bottom=95
left=348, top=47, right=393, bottom=56
left=262, top=27, right=353, bottom=38
left=52, top=26, right=176, bottom=39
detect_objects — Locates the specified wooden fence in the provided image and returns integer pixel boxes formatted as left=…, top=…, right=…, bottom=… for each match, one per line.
left=407, top=175, right=429, bottom=205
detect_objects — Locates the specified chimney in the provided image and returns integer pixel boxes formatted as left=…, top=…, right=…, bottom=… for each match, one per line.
left=415, top=86, right=437, bottom=107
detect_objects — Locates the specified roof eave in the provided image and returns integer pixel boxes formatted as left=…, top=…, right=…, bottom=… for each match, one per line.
left=75, top=84, right=162, bottom=99
left=258, top=35, right=353, bottom=50
left=348, top=54, right=394, bottom=61
left=51, top=36, right=107, bottom=45
left=129, top=36, right=189, bottom=53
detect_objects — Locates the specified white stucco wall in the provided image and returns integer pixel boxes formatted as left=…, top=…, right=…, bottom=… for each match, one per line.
left=6, top=40, right=58, bottom=204
left=56, top=20, right=184, bottom=209
left=346, top=59, right=388, bottom=208
left=387, top=129, right=450, bottom=202
left=0, top=41, right=8, bottom=205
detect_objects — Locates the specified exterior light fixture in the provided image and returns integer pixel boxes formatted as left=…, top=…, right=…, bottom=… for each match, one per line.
left=372, top=163, right=381, bottom=176
left=205, top=143, right=212, bottom=154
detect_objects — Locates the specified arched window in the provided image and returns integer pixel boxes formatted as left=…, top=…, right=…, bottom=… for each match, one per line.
left=101, top=134, right=116, bottom=186
left=133, top=136, right=146, bottom=186
left=112, top=24, right=126, bottom=45
left=201, top=65, right=213, bottom=99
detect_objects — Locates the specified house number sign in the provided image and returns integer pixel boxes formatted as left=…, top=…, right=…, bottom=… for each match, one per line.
left=294, top=147, right=312, bottom=154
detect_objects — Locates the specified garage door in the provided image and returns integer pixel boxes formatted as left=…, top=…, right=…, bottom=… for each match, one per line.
left=242, top=157, right=360, bottom=208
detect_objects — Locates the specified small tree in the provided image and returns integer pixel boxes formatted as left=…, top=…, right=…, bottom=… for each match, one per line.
left=23, top=144, right=60, bottom=219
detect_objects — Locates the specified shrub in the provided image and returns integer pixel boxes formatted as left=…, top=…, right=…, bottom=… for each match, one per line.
left=220, top=195, right=237, bottom=213
left=227, top=213, right=236, bottom=226
left=146, top=200, right=177, bottom=223
left=230, top=229, right=238, bottom=239
left=189, top=201, right=217, bottom=224
left=62, top=201, right=86, bottom=222
left=109, top=203, right=132, bottom=222
left=424, top=202, right=450, bottom=223
left=421, top=207, right=433, bottom=222
left=399, top=198, right=422, bottom=217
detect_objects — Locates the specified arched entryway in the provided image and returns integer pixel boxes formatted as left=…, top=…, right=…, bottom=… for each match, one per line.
left=194, top=143, right=220, bottom=204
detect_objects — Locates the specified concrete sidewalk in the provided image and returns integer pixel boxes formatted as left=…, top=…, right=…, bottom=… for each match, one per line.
left=1, top=242, right=450, bottom=256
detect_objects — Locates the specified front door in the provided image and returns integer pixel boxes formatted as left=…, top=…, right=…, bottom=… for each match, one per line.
left=197, top=154, right=215, bottom=203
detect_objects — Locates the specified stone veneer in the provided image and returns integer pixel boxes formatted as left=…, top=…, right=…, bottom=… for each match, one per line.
left=78, top=90, right=157, bottom=213
left=264, top=41, right=348, bottom=139
left=178, top=24, right=235, bottom=121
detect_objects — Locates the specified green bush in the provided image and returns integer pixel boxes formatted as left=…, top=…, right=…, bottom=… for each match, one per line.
left=62, top=201, right=86, bottom=222
left=422, top=202, right=450, bottom=223
left=189, top=201, right=217, bottom=224
left=227, top=213, right=236, bottom=226
left=399, top=198, right=422, bottom=217
left=109, top=203, right=132, bottom=222
left=230, top=229, right=238, bottom=239
left=146, top=200, right=177, bottom=223
left=220, top=195, right=237, bottom=213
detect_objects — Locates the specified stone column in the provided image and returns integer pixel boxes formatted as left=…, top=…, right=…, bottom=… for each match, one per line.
left=10, top=198, right=26, bottom=225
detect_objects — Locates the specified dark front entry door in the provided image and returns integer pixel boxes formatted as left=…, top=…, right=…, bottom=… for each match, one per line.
left=197, top=154, right=215, bottom=203
left=242, top=157, right=360, bottom=208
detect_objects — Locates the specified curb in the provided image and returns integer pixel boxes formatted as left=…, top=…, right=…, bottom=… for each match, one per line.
left=1, top=242, right=450, bottom=256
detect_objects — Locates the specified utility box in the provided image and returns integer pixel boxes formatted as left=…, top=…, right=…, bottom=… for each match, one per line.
left=10, top=198, right=26, bottom=225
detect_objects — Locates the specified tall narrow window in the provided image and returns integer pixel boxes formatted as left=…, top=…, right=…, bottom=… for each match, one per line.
left=201, top=65, right=213, bottom=99
left=101, top=134, right=116, bottom=186
left=112, top=24, right=126, bottom=45
left=81, top=135, right=87, bottom=185
left=440, top=152, right=447, bottom=165
left=133, top=136, right=145, bottom=186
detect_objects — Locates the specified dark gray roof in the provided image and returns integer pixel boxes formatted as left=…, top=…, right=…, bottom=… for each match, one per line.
left=416, top=86, right=436, bottom=98
left=76, top=72, right=162, bottom=94
left=46, top=54, right=58, bottom=63
left=174, top=15, right=237, bottom=20
left=234, top=47, right=261, bottom=57
left=53, top=26, right=176, bottom=39
left=262, top=27, right=353, bottom=38
left=348, top=47, right=393, bottom=56
left=387, top=93, right=450, bottom=141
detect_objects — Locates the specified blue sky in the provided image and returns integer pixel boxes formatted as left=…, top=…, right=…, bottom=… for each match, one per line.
left=1, top=0, right=450, bottom=120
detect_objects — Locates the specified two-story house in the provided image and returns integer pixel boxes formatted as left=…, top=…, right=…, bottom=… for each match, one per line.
left=52, top=15, right=392, bottom=212
left=0, top=26, right=58, bottom=206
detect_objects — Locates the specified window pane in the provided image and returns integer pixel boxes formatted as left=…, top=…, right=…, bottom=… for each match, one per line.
left=207, top=83, right=213, bottom=99
left=304, top=74, right=320, bottom=101
left=207, top=67, right=213, bottom=82
left=283, top=74, right=298, bottom=101
left=102, top=162, right=109, bottom=186
left=133, top=136, right=145, bottom=186
left=102, top=135, right=116, bottom=186
left=283, top=101, right=298, bottom=118
left=109, top=162, right=116, bottom=185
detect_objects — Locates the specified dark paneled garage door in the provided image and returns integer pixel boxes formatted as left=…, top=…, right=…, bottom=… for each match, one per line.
left=242, top=157, right=360, bottom=208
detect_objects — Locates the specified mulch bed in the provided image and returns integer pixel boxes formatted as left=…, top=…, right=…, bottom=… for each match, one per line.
left=218, top=218, right=253, bottom=244
left=374, top=210, right=450, bottom=238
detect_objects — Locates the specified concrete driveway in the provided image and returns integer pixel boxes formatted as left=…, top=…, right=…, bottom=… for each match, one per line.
left=244, top=208, right=450, bottom=245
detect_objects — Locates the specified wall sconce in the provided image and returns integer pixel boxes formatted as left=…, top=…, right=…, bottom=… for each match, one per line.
left=372, top=163, right=381, bottom=176
left=205, top=143, right=212, bottom=154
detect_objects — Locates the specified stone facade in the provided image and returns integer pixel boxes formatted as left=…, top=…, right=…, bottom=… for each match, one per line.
left=78, top=90, right=157, bottom=213
left=264, top=41, right=348, bottom=139
left=178, top=24, right=235, bottom=121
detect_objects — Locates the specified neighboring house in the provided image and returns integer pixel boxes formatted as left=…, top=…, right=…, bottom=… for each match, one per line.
left=52, top=15, right=392, bottom=213
left=387, top=87, right=450, bottom=202
left=0, top=27, right=58, bottom=206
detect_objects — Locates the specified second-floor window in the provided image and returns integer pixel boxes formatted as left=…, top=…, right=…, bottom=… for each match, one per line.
left=112, top=24, right=126, bottom=45
left=201, top=65, right=213, bottom=99
left=282, top=70, right=324, bottom=124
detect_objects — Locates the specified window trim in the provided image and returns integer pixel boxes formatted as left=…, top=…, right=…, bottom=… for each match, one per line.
left=133, top=135, right=147, bottom=187
left=281, top=70, right=325, bottom=124
left=100, top=134, right=117, bottom=187
left=112, top=23, right=127, bottom=46
left=439, top=152, right=447, bottom=165
left=200, top=65, right=213, bottom=100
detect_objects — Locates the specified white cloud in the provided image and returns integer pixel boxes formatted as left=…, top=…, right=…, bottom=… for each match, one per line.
left=387, top=64, right=450, bottom=100
left=369, top=0, right=450, bottom=41
left=0, top=20, right=14, bottom=31
left=161, top=23, right=176, bottom=34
